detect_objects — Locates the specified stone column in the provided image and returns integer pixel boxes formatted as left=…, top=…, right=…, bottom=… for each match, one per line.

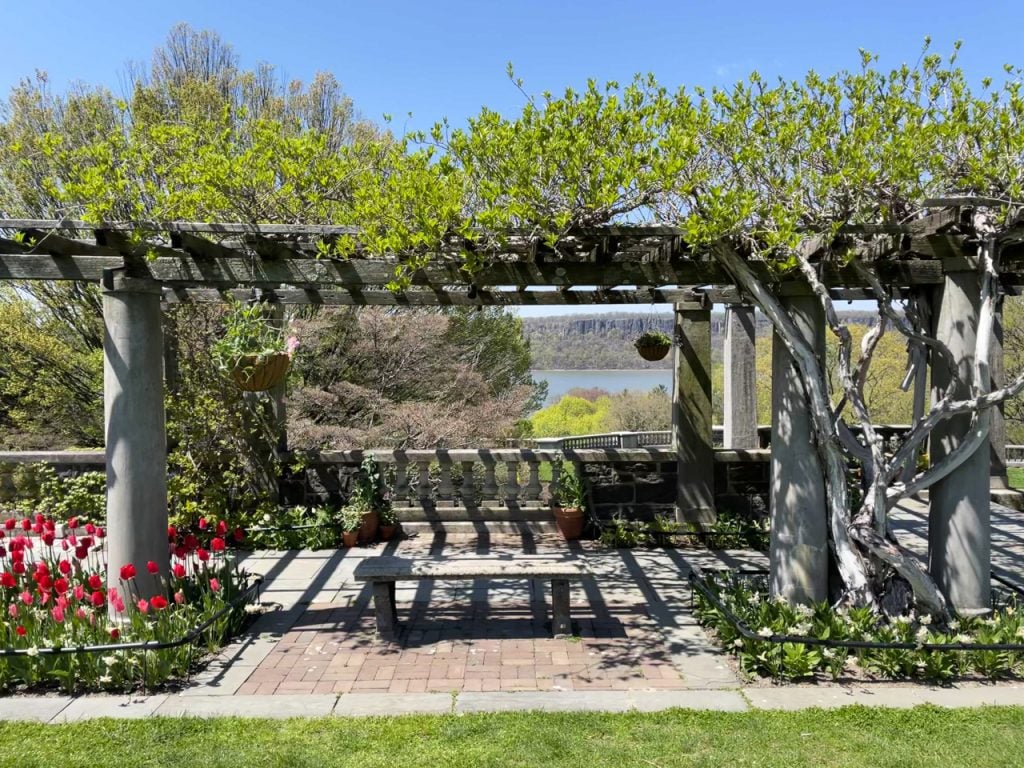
left=673, top=300, right=715, bottom=526
left=990, top=295, right=1008, bottom=490
left=268, top=300, right=288, bottom=453
left=929, top=272, right=991, bottom=615
left=723, top=304, right=758, bottom=448
left=103, top=275, right=168, bottom=601
left=769, top=294, right=828, bottom=605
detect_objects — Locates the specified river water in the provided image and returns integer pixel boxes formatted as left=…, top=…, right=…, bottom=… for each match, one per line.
left=531, top=369, right=672, bottom=404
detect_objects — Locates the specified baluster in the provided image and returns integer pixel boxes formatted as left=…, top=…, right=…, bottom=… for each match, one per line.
left=437, top=458, right=454, bottom=503
left=417, top=460, right=432, bottom=502
left=481, top=458, right=499, bottom=503
left=460, top=461, right=476, bottom=507
left=524, top=459, right=541, bottom=500
left=549, top=461, right=562, bottom=507
left=504, top=461, right=519, bottom=503
left=394, top=458, right=409, bottom=505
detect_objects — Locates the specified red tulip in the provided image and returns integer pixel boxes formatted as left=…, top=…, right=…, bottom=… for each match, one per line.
left=119, top=563, right=136, bottom=580
left=196, top=548, right=210, bottom=562
left=109, top=627, right=119, bottom=640
left=40, top=532, right=54, bottom=546
left=95, top=527, right=105, bottom=539
left=89, top=590, right=104, bottom=607
left=233, top=527, right=245, bottom=542
left=73, top=584, right=85, bottom=601
left=84, top=523, right=96, bottom=535
left=211, top=537, right=225, bottom=553
left=3, top=518, right=14, bottom=530
left=146, top=561, right=160, bottom=575
left=209, top=578, right=221, bottom=593
left=74, top=546, right=88, bottom=561
left=67, top=517, right=78, bottom=529
left=54, top=578, right=68, bottom=595
left=0, top=572, right=14, bottom=588
left=88, top=574, right=102, bottom=590
left=172, top=563, right=186, bottom=579
left=58, top=560, right=71, bottom=576
left=216, top=520, right=228, bottom=535
left=198, top=518, right=208, bottom=530
left=15, top=625, right=25, bottom=636
left=20, top=519, right=30, bottom=531
left=11, top=561, right=24, bottom=575
left=150, top=595, right=168, bottom=610
left=167, top=525, right=177, bottom=539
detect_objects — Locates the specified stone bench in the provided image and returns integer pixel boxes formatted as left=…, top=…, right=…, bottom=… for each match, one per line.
left=353, top=556, right=590, bottom=638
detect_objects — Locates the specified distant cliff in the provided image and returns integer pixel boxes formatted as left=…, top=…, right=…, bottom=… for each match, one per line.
left=523, top=310, right=878, bottom=370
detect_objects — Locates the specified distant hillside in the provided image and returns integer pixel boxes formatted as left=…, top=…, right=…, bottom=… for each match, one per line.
left=523, top=310, right=879, bottom=370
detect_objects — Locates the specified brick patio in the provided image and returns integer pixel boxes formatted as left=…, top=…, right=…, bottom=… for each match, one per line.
left=235, top=532, right=692, bottom=695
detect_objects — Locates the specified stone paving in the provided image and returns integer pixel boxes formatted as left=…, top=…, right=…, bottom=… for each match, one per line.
left=5, top=498, right=1024, bottom=720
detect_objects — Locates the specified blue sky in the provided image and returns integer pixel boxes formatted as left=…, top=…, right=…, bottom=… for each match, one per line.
left=1, top=0, right=1019, bottom=315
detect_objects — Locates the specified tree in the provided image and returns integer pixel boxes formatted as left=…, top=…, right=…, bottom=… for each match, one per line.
left=288, top=307, right=540, bottom=449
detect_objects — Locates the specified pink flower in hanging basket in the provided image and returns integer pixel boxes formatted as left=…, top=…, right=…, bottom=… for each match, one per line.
left=286, top=336, right=300, bottom=356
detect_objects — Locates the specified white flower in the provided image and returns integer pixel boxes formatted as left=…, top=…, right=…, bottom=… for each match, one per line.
left=955, top=633, right=972, bottom=644
left=25, top=646, right=39, bottom=658
left=949, top=619, right=961, bottom=631
left=103, top=655, right=118, bottom=668
left=244, top=604, right=263, bottom=615
left=757, top=627, right=773, bottom=638
left=919, top=614, right=932, bottom=626
left=794, top=623, right=811, bottom=636
left=99, top=675, right=112, bottom=684
left=795, top=604, right=813, bottom=618
left=915, top=627, right=929, bottom=643
left=733, top=639, right=744, bottom=648
left=822, top=648, right=835, bottom=660
left=1014, top=626, right=1024, bottom=639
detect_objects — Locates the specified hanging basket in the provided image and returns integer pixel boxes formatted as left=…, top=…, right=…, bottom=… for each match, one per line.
left=635, top=343, right=671, bottom=362
left=231, top=352, right=291, bottom=392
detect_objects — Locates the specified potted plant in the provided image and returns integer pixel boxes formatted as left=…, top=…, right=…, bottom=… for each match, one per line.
left=352, top=456, right=386, bottom=543
left=378, top=503, right=399, bottom=541
left=211, top=299, right=299, bottom=392
left=339, top=503, right=364, bottom=547
left=633, top=329, right=673, bottom=362
left=552, top=461, right=587, bottom=540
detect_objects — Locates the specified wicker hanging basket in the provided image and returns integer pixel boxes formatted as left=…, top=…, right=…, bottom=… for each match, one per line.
left=635, top=342, right=671, bottom=362
left=230, top=352, right=291, bottom=392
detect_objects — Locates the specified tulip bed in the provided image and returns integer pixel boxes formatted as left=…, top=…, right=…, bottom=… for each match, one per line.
left=0, top=514, right=256, bottom=693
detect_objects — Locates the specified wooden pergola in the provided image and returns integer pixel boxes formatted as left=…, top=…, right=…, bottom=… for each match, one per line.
left=0, top=210, right=1011, bottom=612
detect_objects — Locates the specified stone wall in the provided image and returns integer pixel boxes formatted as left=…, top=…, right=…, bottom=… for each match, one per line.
left=568, top=448, right=770, bottom=525
left=0, top=448, right=771, bottom=524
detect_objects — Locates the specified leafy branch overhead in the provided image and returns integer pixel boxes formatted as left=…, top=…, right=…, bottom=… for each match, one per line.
left=4, top=40, right=1022, bottom=278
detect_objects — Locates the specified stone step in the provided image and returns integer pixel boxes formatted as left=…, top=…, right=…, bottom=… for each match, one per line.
left=394, top=505, right=554, bottom=523
left=400, top=520, right=561, bottom=535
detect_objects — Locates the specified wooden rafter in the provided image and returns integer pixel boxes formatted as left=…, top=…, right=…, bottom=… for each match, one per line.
left=0, top=213, right=991, bottom=306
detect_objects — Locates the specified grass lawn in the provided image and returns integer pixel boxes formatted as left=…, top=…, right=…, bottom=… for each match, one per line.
left=1008, top=467, right=1024, bottom=489
left=1, top=706, right=1023, bottom=767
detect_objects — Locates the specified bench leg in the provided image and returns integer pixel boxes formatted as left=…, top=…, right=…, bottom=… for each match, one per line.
left=551, top=578, right=572, bottom=637
left=372, top=581, right=398, bottom=639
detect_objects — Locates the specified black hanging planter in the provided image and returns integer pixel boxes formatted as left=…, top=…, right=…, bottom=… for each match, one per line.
left=634, top=330, right=672, bottom=361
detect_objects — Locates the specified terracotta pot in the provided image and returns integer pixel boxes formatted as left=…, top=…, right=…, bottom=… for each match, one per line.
left=554, top=506, right=585, bottom=540
left=636, top=343, right=670, bottom=362
left=358, top=510, right=379, bottom=544
left=231, top=352, right=291, bottom=392
left=379, top=524, right=398, bottom=541
left=341, top=530, right=359, bottom=547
